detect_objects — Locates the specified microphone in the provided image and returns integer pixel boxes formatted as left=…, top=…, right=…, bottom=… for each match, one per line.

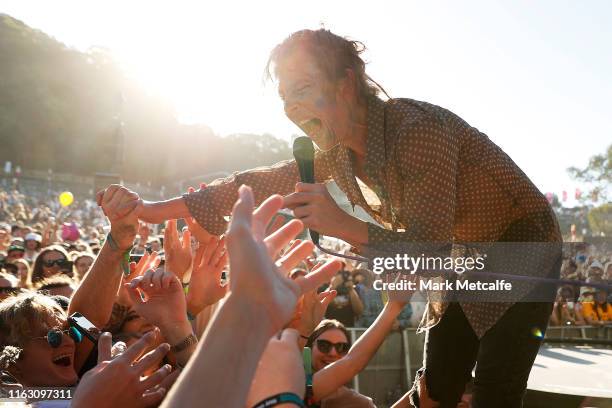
left=292, top=136, right=319, bottom=245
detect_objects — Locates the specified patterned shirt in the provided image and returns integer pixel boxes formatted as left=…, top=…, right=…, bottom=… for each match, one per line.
left=184, top=95, right=561, bottom=337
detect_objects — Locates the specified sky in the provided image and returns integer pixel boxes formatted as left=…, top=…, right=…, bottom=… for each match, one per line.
left=2, top=0, right=611, bottom=206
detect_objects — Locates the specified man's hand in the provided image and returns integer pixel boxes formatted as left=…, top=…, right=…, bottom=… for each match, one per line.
left=283, top=182, right=367, bottom=245
left=71, top=330, right=172, bottom=408
left=186, top=237, right=228, bottom=317
left=99, top=185, right=141, bottom=250
left=126, top=269, right=189, bottom=332
left=164, top=219, right=192, bottom=280
left=289, top=285, right=337, bottom=338
left=226, top=185, right=342, bottom=334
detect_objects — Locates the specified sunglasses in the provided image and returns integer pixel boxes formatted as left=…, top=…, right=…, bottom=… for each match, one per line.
left=42, top=259, right=69, bottom=268
left=33, top=327, right=83, bottom=348
left=316, top=339, right=350, bottom=355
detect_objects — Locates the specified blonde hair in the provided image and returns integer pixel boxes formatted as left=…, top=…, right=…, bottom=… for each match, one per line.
left=0, top=293, right=66, bottom=369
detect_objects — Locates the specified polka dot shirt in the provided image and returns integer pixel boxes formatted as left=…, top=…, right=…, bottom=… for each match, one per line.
left=184, top=95, right=562, bottom=338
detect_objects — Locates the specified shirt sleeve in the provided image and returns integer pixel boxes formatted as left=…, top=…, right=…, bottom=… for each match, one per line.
left=183, top=153, right=332, bottom=235
left=367, top=114, right=459, bottom=245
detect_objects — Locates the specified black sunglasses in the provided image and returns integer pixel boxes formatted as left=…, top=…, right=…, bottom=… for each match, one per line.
left=42, top=259, right=69, bottom=268
left=33, top=327, right=82, bottom=348
left=316, top=339, right=350, bottom=355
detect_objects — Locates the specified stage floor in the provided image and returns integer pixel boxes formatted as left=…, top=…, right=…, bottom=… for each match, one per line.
left=528, top=346, right=612, bottom=398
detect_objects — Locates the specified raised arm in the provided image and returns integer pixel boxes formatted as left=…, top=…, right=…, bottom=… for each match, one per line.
left=312, top=301, right=405, bottom=401
left=132, top=154, right=333, bottom=234
left=69, top=185, right=139, bottom=370
left=161, top=187, right=340, bottom=407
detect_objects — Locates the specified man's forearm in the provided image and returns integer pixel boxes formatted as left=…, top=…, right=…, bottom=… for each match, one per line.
left=162, top=295, right=274, bottom=408
left=68, top=241, right=125, bottom=327
left=141, top=197, right=191, bottom=224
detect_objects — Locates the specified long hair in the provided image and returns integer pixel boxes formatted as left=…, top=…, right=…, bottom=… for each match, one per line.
left=265, top=28, right=389, bottom=102
left=306, top=319, right=351, bottom=349
left=31, top=245, right=71, bottom=285
left=0, top=292, right=66, bottom=370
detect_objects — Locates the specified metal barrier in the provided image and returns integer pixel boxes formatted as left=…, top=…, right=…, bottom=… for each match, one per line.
left=344, top=325, right=611, bottom=407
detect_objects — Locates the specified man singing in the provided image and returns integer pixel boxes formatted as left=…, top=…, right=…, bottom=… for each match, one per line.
left=115, top=29, right=561, bottom=407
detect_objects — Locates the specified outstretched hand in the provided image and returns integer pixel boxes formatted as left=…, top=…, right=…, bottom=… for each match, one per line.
left=186, top=236, right=228, bottom=316
left=164, top=219, right=192, bottom=280
left=226, top=185, right=342, bottom=334
left=71, top=329, right=172, bottom=408
left=126, top=269, right=188, bottom=331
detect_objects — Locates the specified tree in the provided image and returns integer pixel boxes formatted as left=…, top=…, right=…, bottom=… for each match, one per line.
left=567, top=144, right=611, bottom=204
left=587, top=203, right=611, bottom=236
left=0, top=14, right=292, bottom=195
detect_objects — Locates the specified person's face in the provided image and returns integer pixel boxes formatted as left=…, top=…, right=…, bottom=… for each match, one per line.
left=121, top=311, right=156, bottom=337
left=277, top=49, right=354, bottom=151
left=14, top=262, right=29, bottom=285
left=7, top=250, right=24, bottom=261
left=25, top=240, right=38, bottom=250
left=150, top=241, right=161, bottom=252
left=561, top=288, right=573, bottom=300
left=595, top=291, right=607, bottom=304
left=312, top=328, right=350, bottom=372
left=75, top=257, right=93, bottom=278
left=590, top=267, right=603, bottom=277
left=41, top=251, right=68, bottom=279
left=12, top=315, right=78, bottom=387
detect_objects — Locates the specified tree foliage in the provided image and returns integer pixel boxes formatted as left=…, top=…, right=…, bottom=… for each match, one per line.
left=567, top=144, right=611, bottom=204
left=0, top=14, right=292, bottom=190
left=587, top=203, right=611, bottom=236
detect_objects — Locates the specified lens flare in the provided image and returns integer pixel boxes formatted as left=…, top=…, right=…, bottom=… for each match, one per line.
left=531, top=327, right=544, bottom=339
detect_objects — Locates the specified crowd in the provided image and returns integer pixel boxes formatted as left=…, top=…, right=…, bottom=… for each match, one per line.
left=0, top=183, right=610, bottom=407
left=0, top=185, right=417, bottom=407
left=549, top=243, right=612, bottom=326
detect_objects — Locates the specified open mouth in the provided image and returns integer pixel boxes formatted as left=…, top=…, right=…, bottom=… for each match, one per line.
left=299, top=118, right=322, bottom=137
left=52, top=354, right=72, bottom=367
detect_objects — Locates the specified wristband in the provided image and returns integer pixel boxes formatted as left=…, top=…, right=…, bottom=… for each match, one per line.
left=106, top=232, right=132, bottom=277
left=252, top=393, right=305, bottom=408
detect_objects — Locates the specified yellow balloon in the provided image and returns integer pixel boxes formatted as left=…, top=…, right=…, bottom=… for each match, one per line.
left=59, top=191, right=74, bottom=207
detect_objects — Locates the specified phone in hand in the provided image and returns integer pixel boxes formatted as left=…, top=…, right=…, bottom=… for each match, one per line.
left=68, top=312, right=101, bottom=343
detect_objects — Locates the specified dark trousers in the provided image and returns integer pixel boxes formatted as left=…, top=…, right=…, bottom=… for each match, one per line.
left=410, top=301, right=553, bottom=408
